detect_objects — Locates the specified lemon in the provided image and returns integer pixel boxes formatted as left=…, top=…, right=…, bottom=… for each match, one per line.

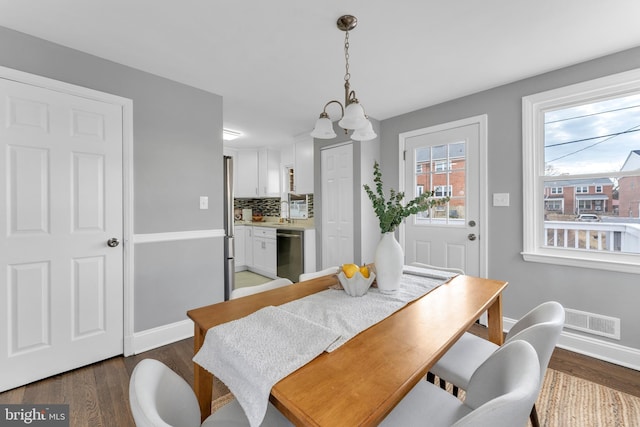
left=342, top=263, right=359, bottom=278
left=359, top=265, right=370, bottom=278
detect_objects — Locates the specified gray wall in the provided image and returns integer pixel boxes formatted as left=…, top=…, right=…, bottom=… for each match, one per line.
left=134, top=239, right=223, bottom=331
left=381, top=46, right=640, bottom=350
left=0, top=27, right=224, bottom=332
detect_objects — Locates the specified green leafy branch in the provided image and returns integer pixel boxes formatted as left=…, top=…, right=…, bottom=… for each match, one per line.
left=363, top=161, right=449, bottom=233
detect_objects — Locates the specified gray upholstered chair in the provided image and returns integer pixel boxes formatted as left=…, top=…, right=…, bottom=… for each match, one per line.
left=380, top=340, right=540, bottom=427
left=129, top=358, right=291, bottom=426
left=229, top=278, right=293, bottom=299
left=430, top=301, right=565, bottom=427
left=298, top=266, right=339, bottom=282
left=129, top=358, right=202, bottom=427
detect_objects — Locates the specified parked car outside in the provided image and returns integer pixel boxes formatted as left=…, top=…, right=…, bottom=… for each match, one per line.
left=576, top=213, right=600, bottom=222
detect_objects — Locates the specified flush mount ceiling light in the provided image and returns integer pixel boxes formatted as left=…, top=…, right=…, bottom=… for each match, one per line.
left=310, top=15, right=377, bottom=142
left=223, top=128, right=242, bottom=141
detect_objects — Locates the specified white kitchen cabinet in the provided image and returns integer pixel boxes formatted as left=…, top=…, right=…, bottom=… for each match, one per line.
left=241, top=224, right=313, bottom=278
left=251, top=227, right=277, bottom=277
left=294, top=136, right=314, bottom=194
left=234, top=149, right=280, bottom=198
left=280, top=145, right=293, bottom=170
left=304, top=228, right=316, bottom=273
left=244, top=226, right=254, bottom=268
left=258, top=148, right=281, bottom=197
left=235, top=150, right=259, bottom=197
left=234, top=225, right=246, bottom=271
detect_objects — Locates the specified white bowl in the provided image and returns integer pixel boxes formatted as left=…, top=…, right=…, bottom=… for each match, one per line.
left=337, top=271, right=376, bottom=297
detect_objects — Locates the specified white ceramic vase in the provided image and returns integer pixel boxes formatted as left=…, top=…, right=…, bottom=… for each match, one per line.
left=374, top=231, right=403, bottom=294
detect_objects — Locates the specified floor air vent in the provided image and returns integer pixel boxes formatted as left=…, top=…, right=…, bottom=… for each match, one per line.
left=564, top=308, right=620, bottom=340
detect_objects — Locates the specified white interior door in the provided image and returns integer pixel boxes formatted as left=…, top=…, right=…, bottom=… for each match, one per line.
left=321, top=143, right=354, bottom=268
left=0, top=77, right=124, bottom=391
left=401, top=117, right=486, bottom=276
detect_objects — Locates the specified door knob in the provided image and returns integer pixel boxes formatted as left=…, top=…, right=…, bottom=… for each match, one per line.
left=468, top=234, right=477, bottom=241
left=107, top=238, right=120, bottom=247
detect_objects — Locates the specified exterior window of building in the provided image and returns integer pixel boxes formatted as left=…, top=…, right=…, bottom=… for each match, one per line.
left=434, top=160, right=450, bottom=172
left=545, top=199, right=563, bottom=211
left=523, top=69, right=640, bottom=273
left=434, top=185, right=453, bottom=197
left=575, top=186, right=588, bottom=193
left=578, top=200, right=593, bottom=210
left=551, top=187, right=563, bottom=194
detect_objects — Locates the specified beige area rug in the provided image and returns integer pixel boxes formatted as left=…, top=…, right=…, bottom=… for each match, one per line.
left=210, top=369, right=640, bottom=426
left=533, top=369, right=640, bottom=427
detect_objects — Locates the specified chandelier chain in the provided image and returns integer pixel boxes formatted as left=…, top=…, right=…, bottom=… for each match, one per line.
left=310, top=15, right=376, bottom=141
left=344, top=31, right=351, bottom=83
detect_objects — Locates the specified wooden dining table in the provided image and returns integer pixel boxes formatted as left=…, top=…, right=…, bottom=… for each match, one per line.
left=187, top=273, right=507, bottom=426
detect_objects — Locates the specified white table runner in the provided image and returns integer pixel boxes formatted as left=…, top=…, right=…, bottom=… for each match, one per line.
left=193, top=305, right=340, bottom=427
left=193, top=267, right=456, bottom=426
left=280, top=270, right=449, bottom=352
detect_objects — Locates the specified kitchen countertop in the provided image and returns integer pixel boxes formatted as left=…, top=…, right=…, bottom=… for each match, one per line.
left=234, top=219, right=314, bottom=231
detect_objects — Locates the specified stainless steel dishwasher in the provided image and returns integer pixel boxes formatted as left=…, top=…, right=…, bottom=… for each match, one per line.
left=277, top=229, right=304, bottom=283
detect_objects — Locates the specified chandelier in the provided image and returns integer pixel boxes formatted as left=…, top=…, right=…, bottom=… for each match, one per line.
left=310, top=15, right=377, bottom=142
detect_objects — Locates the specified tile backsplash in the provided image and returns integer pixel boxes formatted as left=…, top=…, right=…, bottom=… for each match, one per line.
left=234, top=194, right=314, bottom=218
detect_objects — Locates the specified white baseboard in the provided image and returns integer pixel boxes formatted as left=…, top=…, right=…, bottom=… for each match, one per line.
left=503, top=317, right=640, bottom=371
left=127, top=319, right=194, bottom=355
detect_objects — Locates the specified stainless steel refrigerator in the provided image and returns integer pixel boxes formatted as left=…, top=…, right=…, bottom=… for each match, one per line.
left=223, top=155, right=234, bottom=300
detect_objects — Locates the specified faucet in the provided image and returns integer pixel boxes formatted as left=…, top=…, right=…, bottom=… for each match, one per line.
left=281, top=200, right=293, bottom=223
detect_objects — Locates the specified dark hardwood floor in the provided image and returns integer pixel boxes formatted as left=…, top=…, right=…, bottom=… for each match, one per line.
left=1, top=327, right=639, bottom=426
left=0, top=338, right=198, bottom=426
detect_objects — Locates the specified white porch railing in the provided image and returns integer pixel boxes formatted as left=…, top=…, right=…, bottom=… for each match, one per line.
left=544, top=221, right=640, bottom=253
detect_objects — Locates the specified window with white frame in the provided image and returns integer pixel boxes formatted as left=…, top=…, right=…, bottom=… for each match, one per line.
left=551, top=187, right=563, bottom=194
left=545, top=199, right=563, bottom=211
left=434, top=160, right=450, bottom=172
left=522, top=68, right=640, bottom=274
left=434, top=185, right=452, bottom=197
left=578, top=200, right=593, bottom=210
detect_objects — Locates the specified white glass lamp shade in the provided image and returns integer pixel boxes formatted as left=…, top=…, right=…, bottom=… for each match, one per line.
left=310, top=116, right=337, bottom=139
left=351, top=120, right=377, bottom=141
left=338, top=101, right=368, bottom=130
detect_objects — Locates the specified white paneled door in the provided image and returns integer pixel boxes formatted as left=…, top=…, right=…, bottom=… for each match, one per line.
left=402, top=117, right=486, bottom=276
left=0, top=77, right=124, bottom=391
left=321, top=143, right=354, bottom=268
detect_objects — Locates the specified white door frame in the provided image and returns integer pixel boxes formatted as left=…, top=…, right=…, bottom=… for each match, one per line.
left=0, top=66, right=135, bottom=356
left=398, top=115, right=489, bottom=278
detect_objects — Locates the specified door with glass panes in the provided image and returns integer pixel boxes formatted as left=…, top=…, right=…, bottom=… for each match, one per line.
left=402, top=119, right=483, bottom=276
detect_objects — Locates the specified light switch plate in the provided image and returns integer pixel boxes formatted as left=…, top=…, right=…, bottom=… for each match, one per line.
left=493, top=193, right=510, bottom=207
left=199, top=196, right=209, bottom=209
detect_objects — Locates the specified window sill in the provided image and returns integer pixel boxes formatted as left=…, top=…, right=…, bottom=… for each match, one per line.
left=521, top=250, right=640, bottom=274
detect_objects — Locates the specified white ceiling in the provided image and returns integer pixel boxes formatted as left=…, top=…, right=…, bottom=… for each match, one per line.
left=2, top=1, right=640, bottom=148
